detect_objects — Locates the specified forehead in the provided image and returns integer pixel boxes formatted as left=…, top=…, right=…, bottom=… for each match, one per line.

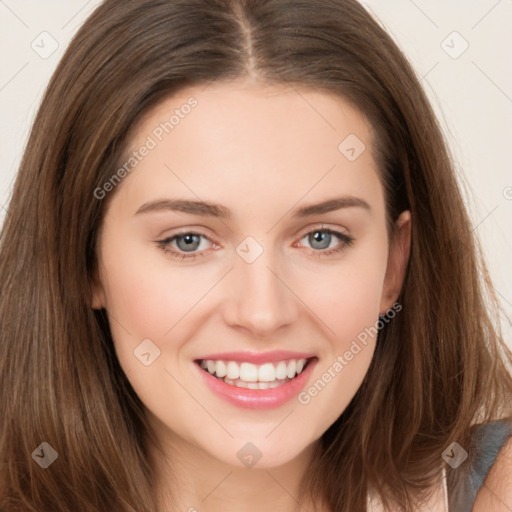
left=109, top=79, right=384, bottom=221
left=133, top=79, right=372, bottom=156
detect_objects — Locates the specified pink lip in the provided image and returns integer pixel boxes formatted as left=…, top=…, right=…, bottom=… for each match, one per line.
left=195, top=350, right=315, bottom=364
left=194, top=356, right=318, bottom=410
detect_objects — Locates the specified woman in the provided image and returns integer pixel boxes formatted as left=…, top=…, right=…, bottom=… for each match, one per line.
left=0, top=0, right=511, bottom=510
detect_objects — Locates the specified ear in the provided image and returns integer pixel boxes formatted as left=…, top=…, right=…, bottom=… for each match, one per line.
left=379, top=210, right=411, bottom=315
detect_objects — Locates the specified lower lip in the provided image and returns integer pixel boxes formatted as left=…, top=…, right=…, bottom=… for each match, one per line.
left=194, top=358, right=318, bottom=410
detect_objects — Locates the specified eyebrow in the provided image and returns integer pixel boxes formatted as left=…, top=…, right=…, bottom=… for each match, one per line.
left=134, top=195, right=371, bottom=219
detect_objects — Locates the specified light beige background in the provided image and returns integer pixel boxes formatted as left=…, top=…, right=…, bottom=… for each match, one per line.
left=1, top=0, right=511, bottom=343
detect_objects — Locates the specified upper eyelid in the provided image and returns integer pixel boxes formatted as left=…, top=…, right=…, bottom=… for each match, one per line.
left=161, top=224, right=350, bottom=248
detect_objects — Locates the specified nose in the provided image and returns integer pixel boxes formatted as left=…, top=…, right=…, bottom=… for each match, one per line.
left=222, top=243, right=299, bottom=338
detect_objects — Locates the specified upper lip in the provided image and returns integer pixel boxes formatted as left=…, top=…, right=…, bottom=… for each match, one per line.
left=195, top=350, right=316, bottom=364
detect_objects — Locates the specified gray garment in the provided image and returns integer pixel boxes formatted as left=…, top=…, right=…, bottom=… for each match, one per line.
left=447, top=417, right=512, bottom=511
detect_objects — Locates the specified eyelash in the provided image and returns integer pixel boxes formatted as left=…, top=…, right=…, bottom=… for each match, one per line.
left=156, top=226, right=354, bottom=261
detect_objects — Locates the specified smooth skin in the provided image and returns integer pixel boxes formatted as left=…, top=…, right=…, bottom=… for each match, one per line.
left=91, top=77, right=435, bottom=511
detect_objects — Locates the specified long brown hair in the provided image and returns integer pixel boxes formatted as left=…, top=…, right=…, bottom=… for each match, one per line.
left=1, top=0, right=511, bottom=510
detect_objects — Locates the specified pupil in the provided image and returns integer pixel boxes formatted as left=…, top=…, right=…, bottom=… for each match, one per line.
left=311, top=231, right=330, bottom=250
left=178, top=234, right=200, bottom=252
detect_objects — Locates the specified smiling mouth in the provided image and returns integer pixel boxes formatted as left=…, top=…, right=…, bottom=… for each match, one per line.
left=195, top=357, right=316, bottom=390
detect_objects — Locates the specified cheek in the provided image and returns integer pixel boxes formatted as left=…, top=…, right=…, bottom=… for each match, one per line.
left=296, top=261, right=387, bottom=435
left=319, top=268, right=382, bottom=330
left=308, top=270, right=382, bottom=377
left=300, top=244, right=388, bottom=351
left=103, top=261, right=205, bottom=333
left=98, top=236, right=220, bottom=370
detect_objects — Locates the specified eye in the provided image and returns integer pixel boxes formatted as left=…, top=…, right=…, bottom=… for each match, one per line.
left=156, top=230, right=215, bottom=260
left=156, top=226, right=354, bottom=260
left=296, top=226, right=354, bottom=257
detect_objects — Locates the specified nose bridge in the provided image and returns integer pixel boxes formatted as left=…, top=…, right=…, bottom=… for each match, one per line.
left=224, top=235, right=298, bottom=335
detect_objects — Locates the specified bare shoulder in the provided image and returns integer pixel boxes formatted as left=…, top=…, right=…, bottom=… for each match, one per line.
left=472, top=435, right=512, bottom=511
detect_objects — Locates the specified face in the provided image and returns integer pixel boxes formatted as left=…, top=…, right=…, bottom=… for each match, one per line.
left=92, top=78, right=410, bottom=470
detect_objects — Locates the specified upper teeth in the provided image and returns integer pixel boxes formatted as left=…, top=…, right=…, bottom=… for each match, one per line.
left=199, top=358, right=308, bottom=382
